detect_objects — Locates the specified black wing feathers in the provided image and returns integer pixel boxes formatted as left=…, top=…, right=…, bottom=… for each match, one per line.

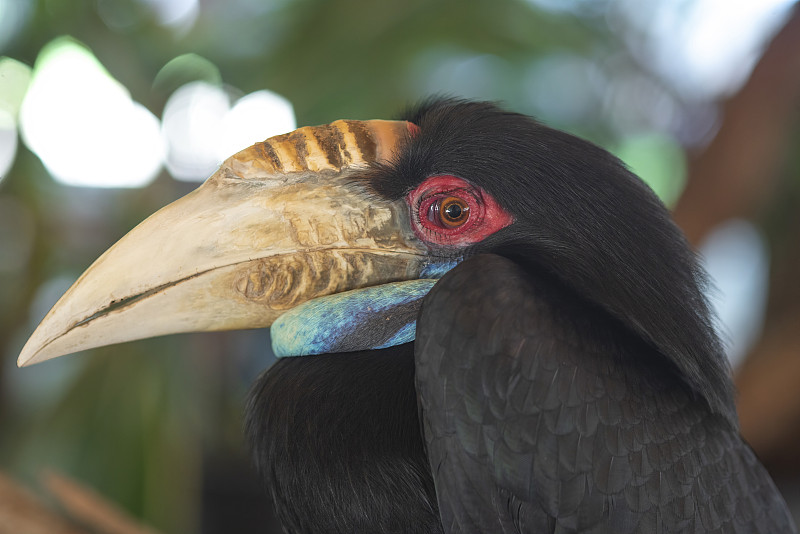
left=415, top=254, right=796, bottom=533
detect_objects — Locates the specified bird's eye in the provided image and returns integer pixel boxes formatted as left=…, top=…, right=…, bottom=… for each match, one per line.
left=407, top=175, right=514, bottom=247
left=428, top=196, right=470, bottom=228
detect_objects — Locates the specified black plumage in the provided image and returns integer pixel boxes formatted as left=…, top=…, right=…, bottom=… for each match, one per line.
left=245, top=99, right=797, bottom=533
left=247, top=346, right=442, bottom=533
left=417, top=253, right=791, bottom=532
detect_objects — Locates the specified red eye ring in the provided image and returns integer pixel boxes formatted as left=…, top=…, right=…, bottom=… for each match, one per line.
left=407, top=175, right=513, bottom=247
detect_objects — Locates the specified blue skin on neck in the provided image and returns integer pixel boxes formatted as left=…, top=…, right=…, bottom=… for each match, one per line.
left=271, top=260, right=460, bottom=357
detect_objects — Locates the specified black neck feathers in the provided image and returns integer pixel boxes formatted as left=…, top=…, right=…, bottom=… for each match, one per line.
left=245, top=345, right=443, bottom=534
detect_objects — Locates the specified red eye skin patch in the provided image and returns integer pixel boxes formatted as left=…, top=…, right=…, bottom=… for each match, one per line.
left=407, top=175, right=514, bottom=247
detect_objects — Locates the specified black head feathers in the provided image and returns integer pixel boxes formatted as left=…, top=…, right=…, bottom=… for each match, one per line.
left=367, top=98, right=734, bottom=425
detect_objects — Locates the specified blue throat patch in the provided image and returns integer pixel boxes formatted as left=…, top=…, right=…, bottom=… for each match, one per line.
left=271, top=279, right=437, bottom=357
left=420, top=259, right=460, bottom=279
left=271, top=259, right=461, bottom=357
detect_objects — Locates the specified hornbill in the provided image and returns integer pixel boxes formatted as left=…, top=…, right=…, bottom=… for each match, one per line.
left=19, top=99, right=797, bottom=533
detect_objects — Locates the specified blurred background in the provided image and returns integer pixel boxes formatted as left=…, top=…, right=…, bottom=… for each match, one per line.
left=1, top=0, right=800, bottom=532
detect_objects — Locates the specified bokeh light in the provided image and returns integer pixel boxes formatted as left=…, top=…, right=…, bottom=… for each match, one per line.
left=218, top=90, right=296, bottom=160
left=161, top=82, right=228, bottom=181
left=700, top=220, right=770, bottom=367
left=0, top=0, right=33, bottom=51
left=616, top=0, right=796, bottom=98
left=19, top=37, right=163, bottom=188
left=525, top=0, right=603, bottom=14
left=525, top=53, right=605, bottom=126
left=138, top=0, right=199, bottom=29
left=413, top=51, right=512, bottom=104
left=162, top=81, right=295, bottom=182
left=0, top=110, right=16, bottom=181
left=153, top=53, right=222, bottom=94
left=675, top=0, right=793, bottom=97
left=0, top=57, right=31, bottom=182
left=0, top=57, right=31, bottom=115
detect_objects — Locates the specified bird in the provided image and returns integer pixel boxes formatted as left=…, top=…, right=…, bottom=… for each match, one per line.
left=19, top=99, right=798, bottom=533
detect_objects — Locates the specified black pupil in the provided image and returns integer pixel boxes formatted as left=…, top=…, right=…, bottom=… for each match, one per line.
left=444, top=203, right=462, bottom=220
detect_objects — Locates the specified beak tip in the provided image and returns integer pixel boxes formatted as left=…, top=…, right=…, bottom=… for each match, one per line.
left=17, top=334, right=54, bottom=368
left=17, top=352, right=35, bottom=368
left=17, top=345, right=40, bottom=368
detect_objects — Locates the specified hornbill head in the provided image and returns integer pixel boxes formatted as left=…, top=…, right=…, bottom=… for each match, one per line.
left=19, top=99, right=730, bottom=423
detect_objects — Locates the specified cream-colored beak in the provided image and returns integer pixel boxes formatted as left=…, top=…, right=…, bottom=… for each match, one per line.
left=19, top=120, right=426, bottom=367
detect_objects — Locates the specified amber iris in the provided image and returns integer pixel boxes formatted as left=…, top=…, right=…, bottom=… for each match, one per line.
left=439, top=197, right=470, bottom=227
